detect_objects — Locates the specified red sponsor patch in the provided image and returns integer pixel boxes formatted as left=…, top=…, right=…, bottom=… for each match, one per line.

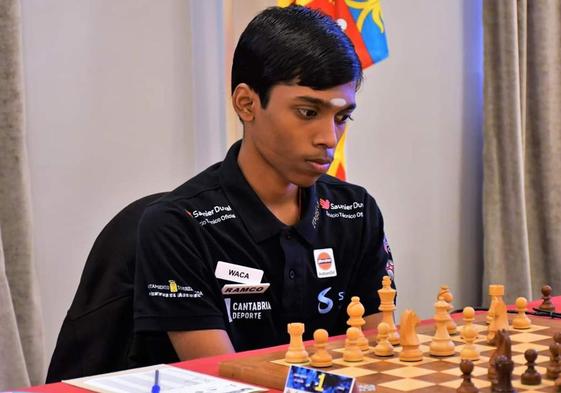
left=319, top=198, right=330, bottom=210
left=316, top=252, right=332, bottom=270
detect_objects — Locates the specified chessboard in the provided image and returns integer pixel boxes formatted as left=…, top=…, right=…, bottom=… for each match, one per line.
left=218, top=313, right=561, bottom=392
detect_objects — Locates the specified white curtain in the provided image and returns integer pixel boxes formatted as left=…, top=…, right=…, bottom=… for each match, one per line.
left=0, top=0, right=45, bottom=388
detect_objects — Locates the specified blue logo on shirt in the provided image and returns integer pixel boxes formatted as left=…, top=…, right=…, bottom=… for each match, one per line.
left=317, top=287, right=334, bottom=314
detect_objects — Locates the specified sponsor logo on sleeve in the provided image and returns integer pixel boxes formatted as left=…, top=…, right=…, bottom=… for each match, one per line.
left=187, top=205, right=237, bottom=226
left=384, top=236, right=395, bottom=280
left=147, top=280, right=203, bottom=299
left=313, top=248, right=337, bottom=278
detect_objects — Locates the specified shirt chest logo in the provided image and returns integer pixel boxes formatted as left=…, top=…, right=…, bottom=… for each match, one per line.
left=215, top=261, right=264, bottom=284
left=313, top=248, right=337, bottom=278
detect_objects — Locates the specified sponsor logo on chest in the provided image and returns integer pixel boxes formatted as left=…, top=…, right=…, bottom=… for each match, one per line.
left=215, top=261, right=264, bottom=284
left=319, top=198, right=364, bottom=219
left=221, top=283, right=270, bottom=295
left=313, top=248, right=337, bottom=278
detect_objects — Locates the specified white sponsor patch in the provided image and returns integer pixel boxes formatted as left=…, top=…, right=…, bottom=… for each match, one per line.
left=222, top=283, right=270, bottom=295
left=215, top=261, right=264, bottom=284
left=313, top=248, right=337, bottom=278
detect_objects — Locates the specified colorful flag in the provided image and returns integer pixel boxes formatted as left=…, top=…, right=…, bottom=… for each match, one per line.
left=279, top=0, right=389, bottom=180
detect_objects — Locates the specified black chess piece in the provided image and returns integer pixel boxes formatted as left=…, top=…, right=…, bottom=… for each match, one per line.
left=494, top=355, right=516, bottom=393
left=547, top=342, right=561, bottom=380
left=538, top=285, right=556, bottom=312
left=457, top=359, right=479, bottom=393
left=554, top=332, right=561, bottom=345
left=488, top=329, right=511, bottom=387
left=520, top=348, right=541, bottom=385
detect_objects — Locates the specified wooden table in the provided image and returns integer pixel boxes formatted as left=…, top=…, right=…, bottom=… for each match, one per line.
left=20, top=296, right=560, bottom=393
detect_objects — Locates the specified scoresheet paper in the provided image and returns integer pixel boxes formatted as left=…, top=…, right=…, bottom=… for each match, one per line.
left=64, top=364, right=266, bottom=393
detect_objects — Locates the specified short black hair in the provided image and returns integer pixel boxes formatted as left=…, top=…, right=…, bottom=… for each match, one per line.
left=231, top=6, right=363, bottom=108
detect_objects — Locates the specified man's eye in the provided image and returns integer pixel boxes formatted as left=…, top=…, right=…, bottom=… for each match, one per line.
left=335, top=113, right=354, bottom=124
left=296, top=108, right=318, bottom=119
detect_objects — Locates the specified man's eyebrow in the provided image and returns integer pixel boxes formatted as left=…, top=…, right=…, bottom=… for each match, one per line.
left=294, top=96, right=356, bottom=110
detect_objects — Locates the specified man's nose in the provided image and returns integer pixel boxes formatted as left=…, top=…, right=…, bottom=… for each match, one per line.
left=315, top=118, right=340, bottom=149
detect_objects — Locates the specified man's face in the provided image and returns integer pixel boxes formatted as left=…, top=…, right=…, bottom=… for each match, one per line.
left=248, top=81, right=357, bottom=187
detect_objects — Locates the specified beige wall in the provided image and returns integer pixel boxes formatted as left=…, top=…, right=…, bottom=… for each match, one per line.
left=346, top=0, right=483, bottom=318
left=20, top=0, right=201, bottom=360
left=21, top=0, right=482, bottom=365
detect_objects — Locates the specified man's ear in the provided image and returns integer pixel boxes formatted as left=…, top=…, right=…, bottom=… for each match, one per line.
left=232, top=83, right=257, bottom=122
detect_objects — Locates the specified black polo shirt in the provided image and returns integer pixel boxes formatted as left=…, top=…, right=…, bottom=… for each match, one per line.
left=133, top=140, right=394, bottom=361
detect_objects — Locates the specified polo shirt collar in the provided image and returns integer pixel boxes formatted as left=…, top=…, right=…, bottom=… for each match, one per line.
left=219, top=141, right=319, bottom=245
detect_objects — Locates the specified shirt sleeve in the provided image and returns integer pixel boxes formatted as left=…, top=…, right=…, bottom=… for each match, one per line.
left=352, top=193, right=396, bottom=316
left=133, top=201, right=226, bottom=333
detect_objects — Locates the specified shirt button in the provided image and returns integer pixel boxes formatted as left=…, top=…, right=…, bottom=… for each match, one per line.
left=289, top=269, right=296, bottom=279
left=285, top=231, right=293, bottom=240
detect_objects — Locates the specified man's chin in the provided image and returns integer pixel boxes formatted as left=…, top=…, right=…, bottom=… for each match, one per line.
left=292, top=174, right=322, bottom=188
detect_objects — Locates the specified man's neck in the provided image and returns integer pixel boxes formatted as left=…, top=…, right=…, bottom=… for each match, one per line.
left=237, top=140, right=300, bottom=226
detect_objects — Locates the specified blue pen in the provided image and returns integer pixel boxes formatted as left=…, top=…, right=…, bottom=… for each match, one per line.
left=151, top=369, right=160, bottom=393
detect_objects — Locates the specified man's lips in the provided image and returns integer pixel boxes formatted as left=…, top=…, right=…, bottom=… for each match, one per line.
left=306, top=158, right=333, bottom=173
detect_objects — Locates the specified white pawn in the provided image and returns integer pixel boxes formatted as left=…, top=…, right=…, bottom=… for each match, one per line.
left=460, top=324, right=480, bottom=361
left=373, top=322, right=394, bottom=357
left=461, top=306, right=475, bottom=340
left=343, top=327, right=364, bottom=362
left=513, top=297, right=532, bottom=330
left=310, top=329, right=332, bottom=367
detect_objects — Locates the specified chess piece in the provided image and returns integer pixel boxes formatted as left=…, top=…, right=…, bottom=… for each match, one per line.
left=373, top=322, right=394, bottom=357
left=546, top=342, right=561, bottom=380
left=285, top=323, right=309, bottom=363
left=488, top=329, right=512, bottom=386
left=489, top=301, right=509, bottom=345
left=346, top=296, right=369, bottom=351
left=460, top=324, right=479, bottom=361
left=487, top=306, right=497, bottom=344
left=487, top=284, right=504, bottom=325
left=437, top=285, right=457, bottom=335
left=377, top=276, right=400, bottom=345
left=512, top=297, right=531, bottom=330
left=538, top=285, right=556, bottom=312
left=520, top=348, right=541, bottom=385
left=399, top=309, right=423, bottom=361
left=461, top=306, right=475, bottom=340
left=429, top=299, right=455, bottom=356
left=310, top=329, right=332, bottom=367
left=556, top=374, right=561, bottom=392
left=494, top=354, right=516, bottom=393
left=343, top=327, right=364, bottom=362
left=456, top=359, right=479, bottom=393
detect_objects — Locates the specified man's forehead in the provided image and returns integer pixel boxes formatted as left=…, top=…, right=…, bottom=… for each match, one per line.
left=271, top=82, right=357, bottom=105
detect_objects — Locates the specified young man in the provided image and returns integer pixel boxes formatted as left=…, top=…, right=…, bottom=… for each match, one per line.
left=133, top=5, right=394, bottom=364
